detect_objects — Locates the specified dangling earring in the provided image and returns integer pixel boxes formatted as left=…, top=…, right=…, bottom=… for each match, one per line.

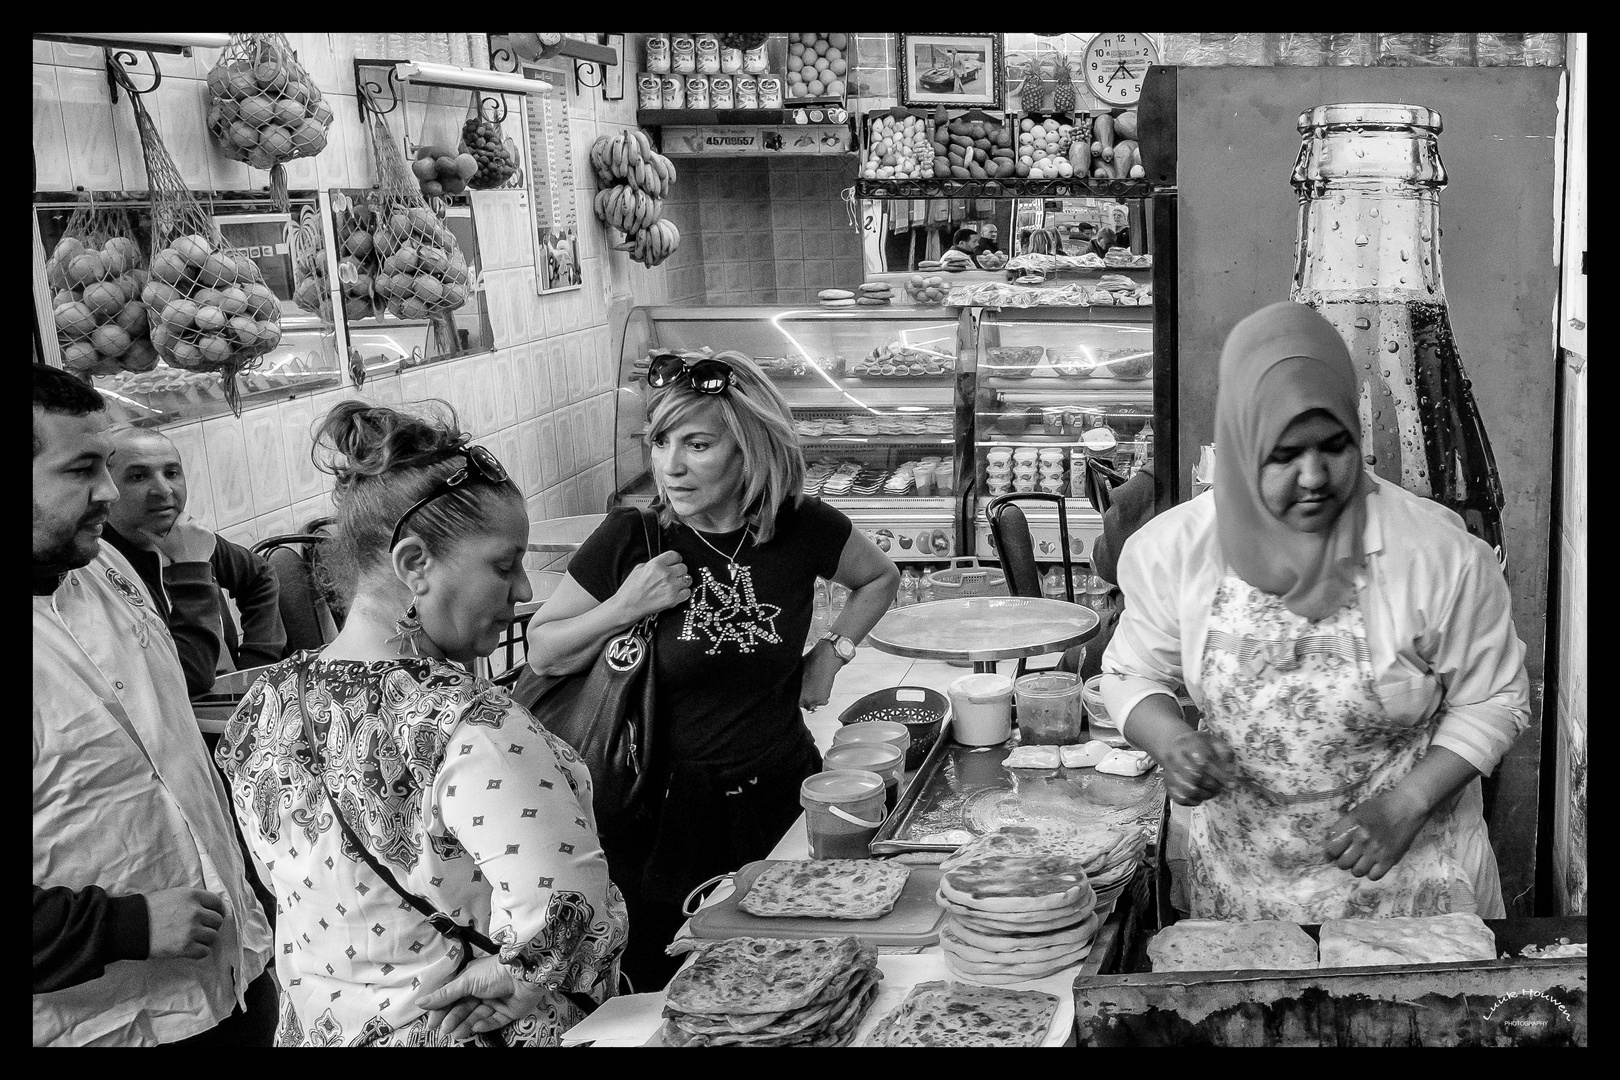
left=389, top=601, right=424, bottom=656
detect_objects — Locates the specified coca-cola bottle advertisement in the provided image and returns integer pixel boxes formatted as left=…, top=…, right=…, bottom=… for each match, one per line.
left=1290, top=103, right=1507, bottom=569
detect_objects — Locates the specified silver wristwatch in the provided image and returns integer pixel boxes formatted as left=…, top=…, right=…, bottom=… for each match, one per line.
left=820, top=632, right=857, bottom=663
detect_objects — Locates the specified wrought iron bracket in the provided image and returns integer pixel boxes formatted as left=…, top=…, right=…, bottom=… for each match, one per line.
left=104, top=48, right=163, bottom=104
left=353, top=58, right=404, bottom=123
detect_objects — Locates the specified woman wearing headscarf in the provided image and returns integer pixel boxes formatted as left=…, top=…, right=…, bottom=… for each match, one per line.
left=1099, top=303, right=1528, bottom=922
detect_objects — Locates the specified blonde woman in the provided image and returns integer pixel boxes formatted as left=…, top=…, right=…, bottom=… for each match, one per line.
left=527, top=351, right=899, bottom=987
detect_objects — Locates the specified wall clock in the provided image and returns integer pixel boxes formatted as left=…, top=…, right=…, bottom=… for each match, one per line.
left=1083, top=32, right=1159, bottom=106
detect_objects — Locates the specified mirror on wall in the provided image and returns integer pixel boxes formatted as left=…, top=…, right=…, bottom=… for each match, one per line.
left=497, top=46, right=584, bottom=295
left=860, top=197, right=1014, bottom=274
left=35, top=191, right=342, bottom=427
left=324, top=186, right=495, bottom=378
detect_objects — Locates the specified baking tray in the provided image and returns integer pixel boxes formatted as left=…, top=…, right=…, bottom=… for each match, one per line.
left=870, top=718, right=1165, bottom=855
left=687, top=860, right=947, bottom=948
left=1074, top=916, right=1588, bottom=1047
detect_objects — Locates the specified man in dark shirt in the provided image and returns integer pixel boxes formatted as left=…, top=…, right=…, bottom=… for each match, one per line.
left=103, top=426, right=286, bottom=696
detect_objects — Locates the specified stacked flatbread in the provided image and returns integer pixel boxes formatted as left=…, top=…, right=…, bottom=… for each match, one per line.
left=1318, top=913, right=1497, bottom=968
left=661, top=937, right=882, bottom=1047
left=861, top=981, right=1060, bottom=1047
left=941, top=824, right=1146, bottom=911
left=738, top=860, right=911, bottom=921
left=1147, top=920, right=1319, bottom=973
left=935, top=854, right=1100, bottom=984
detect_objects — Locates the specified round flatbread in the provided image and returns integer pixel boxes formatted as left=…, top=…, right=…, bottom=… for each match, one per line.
left=946, top=911, right=1100, bottom=953
left=941, top=887, right=1095, bottom=927
left=942, top=925, right=1095, bottom=966
left=945, top=906, right=1095, bottom=938
left=855, top=296, right=891, bottom=306
left=861, top=982, right=1059, bottom=1048
left=1147, top=919, right=1318, bottom=974
left=818, top=289, right=855, bottom=300
left=820, top=298, right=857, bottom=308
left=739, top=860, right=911, bottom=921
left=939, top=855, right=1091, bottom=912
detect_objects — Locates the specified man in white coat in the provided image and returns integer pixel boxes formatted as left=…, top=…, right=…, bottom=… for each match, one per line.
left=32, top=364, right=273, bottom=1046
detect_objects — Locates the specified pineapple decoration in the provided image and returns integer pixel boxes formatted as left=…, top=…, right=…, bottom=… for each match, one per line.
left=1051, top=54, right=1076, bottom=114
left=1016, top=53, right=1044, bottom=110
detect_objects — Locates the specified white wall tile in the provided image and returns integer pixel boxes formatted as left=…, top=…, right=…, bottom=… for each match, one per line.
left=33, top=39, right=53, bottom=65
left=568, top=401, right=595, bottom=469
left=398, top=363, right=432, bottom=405
left=316, top=94, right=356, bottom=189
left=147, top=76, right=214, bottom=191
left=517, top=418, right=542, bottom=499
left=279, top=394, right=324, bottom=502
left=289, top=34, right=343, bottom=101
left=53, top=42, right=105, bottom=69
left=473, top=353, right=499, bottom=438
left=254, top=507, right=297, bottom=547
left=540, top=291, right=563, bottom=339
left=202, top=413, right=256, bottom=528
left=335, top=97, right=375, bottom=190
left=524, top=493, right=545, bottom=525
left=552, top=404, right=577, bottom=480
left=33, top=65, right=73, bottom=190
left=492, top=350, right=518, bottom=429
left=493, top=427, right=519, bottom=486
left=542, top=485, right=565, bottom=521
left=219, top=521, right=259, bottom=552
left=523, top=280, right=546, bottom=343
left=55, top=66, right=122, bottom=191
left=564, top=334, right=585, bottom=404
left=164, top=422, right=215, bottom=532
left=425, top=359, right=455, bottom=410
left=561, top=475, right=583, bottom=516
left=534, top=413, right=558, bottom=489
left=510, top=343, right=537, bottom=420
left=241, top=406, right=292, bottom=519
left=542, top=340, right=565, bottom=412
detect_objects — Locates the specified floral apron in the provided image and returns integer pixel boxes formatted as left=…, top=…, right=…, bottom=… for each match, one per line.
left=1188, top=572, right=1465, bottom=922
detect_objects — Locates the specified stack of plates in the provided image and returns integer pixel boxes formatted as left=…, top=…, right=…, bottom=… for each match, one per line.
left=935, top=855, right=1100, bottom=984
left=660, top=937, right=882, bottom=1047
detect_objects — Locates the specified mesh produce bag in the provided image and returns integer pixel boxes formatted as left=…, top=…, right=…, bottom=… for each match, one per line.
left=206, top=32, right=333, bottom=210
left=293, top=192, right=384, bottom=325
left=364, top=110, right=470, bottom=354
left=47, top=193, right=158, bottom=377
left=459, top=97, right=520, bottom=190
left=127, top=83, right=284, bottom=416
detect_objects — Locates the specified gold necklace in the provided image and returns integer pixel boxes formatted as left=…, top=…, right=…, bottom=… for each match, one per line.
left=690, top=524, right=750, bottom=579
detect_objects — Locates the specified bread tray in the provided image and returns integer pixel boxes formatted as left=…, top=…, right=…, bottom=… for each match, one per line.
left=687, top=860, right=946, bottom=948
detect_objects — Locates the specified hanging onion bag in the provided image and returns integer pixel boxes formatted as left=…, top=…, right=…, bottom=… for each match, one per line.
left=206, top=32, right=333, bottom=209
left=48, top=194, right=159, bottom=377
left=125, top=77, right=283, bottom=416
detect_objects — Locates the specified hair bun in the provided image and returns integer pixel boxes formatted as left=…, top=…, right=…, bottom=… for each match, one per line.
left=314, top=399, right=466, bottom=492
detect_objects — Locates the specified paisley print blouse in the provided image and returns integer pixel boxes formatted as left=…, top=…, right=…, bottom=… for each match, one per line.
left=215, top=653, right=627, bottom=1047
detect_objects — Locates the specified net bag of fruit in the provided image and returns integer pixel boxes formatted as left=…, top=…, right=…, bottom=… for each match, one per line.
left=48, top=193, right=160, bottom=378
left=290, top=205, right=334, bottom=324
left=365, top=110, right=471, bottom=356
left=206, top=33, right=333, bottom=211
left=459, top=96, right=520, bottom=190
left=124, top=81, right=283, bottom=416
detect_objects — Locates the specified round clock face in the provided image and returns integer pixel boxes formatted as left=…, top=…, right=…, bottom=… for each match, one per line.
left=1084, top=32, right=1160, bottom=106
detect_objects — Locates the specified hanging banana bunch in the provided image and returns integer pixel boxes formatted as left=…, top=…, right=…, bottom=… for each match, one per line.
left=589, top=127, right=682, bottom=268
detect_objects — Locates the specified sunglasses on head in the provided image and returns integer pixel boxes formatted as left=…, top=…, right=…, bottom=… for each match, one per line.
left=645, top=352, right=735, bottom=395
left=389, top=442, right=510, bottom=551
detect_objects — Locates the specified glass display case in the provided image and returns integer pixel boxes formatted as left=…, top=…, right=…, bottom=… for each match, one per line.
left=615, top=305, right=975, bottom=561
left=972, top=296, right=1156, bottom=569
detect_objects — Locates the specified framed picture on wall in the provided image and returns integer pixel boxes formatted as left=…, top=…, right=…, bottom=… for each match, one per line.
left=898, top=33, right=1003, bottom=108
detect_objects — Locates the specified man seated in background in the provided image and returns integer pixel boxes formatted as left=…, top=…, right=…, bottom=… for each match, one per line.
left=939, top=227, right=983, bottom=270
left=32, top=364, right=274, bottom=1046
left=974, top=223, right=1006, bottom=268
left=102, top=426, right=286, bottom=697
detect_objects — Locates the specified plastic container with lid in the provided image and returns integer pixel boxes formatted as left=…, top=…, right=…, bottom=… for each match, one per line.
left=823, top=742, right=905, bottom=814
left=831, top=719, right=911, bottom=765
left=1082, top=674, right=1116, bottom=730
left=801, top=770, right=887, bottom=860
left=948, top=672, right=1014, bottom=746
left=1014, top=671, right=1085, bottom=745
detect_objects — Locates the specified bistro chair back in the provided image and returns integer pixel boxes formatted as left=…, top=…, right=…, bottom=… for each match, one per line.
left=984, top=491, right=1082, bottom=680
left=253, top=521, right=343, bottom=656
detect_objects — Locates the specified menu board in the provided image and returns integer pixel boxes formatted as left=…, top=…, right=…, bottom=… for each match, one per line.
left=521, top=59, right=582, bottom=295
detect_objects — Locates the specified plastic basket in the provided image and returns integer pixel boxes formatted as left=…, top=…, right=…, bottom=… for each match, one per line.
left=837, top=686, right=949, bottom=770
left=923, top=556, right=1009, bottom=599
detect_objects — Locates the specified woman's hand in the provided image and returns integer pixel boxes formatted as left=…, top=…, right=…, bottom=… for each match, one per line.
left=1160, top=729, right=1237, bottom=806
left=799, top=642, right=841, bottom=712
left=1323, top=787, right=1431, bottom=880
left=614, top=549, right=692, bottom=621
left=414, top=955, right=548, bottom=1042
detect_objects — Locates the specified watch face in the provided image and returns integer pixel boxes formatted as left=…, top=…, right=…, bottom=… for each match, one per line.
left=1084, top=32, right=1159, bottom=105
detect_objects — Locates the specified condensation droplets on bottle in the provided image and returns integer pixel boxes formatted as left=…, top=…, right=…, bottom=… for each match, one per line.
left=1290, top=102, right=1507, bottom=570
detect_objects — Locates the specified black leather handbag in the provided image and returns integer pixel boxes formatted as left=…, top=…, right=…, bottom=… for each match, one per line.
left=508, top=507, right=660, bottom=835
